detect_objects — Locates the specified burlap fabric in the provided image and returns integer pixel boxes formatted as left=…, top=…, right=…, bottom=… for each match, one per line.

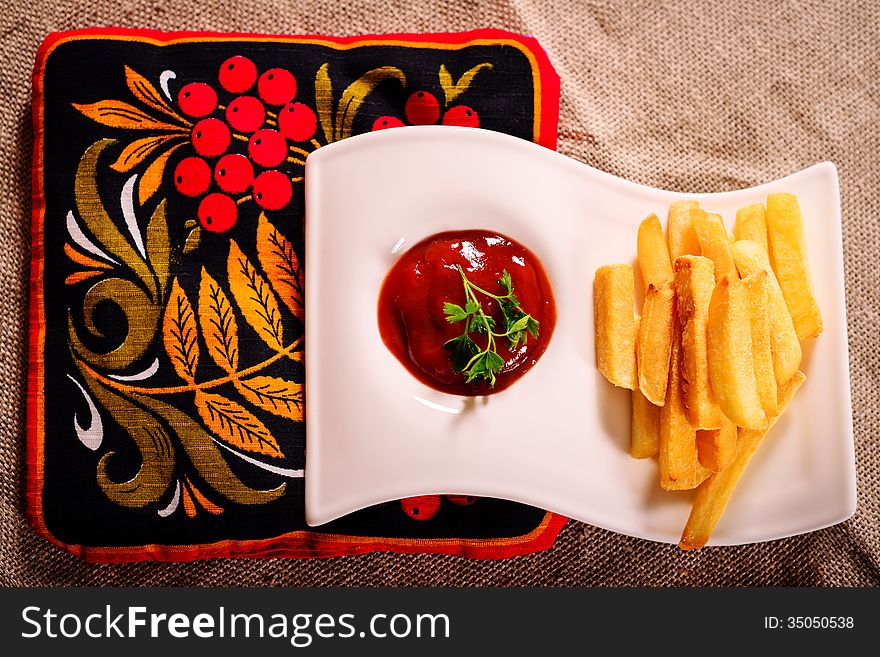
left=1, top=0, right=877, bottom=586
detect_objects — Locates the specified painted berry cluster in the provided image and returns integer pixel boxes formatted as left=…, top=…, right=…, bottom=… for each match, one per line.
left=175, top=56, right=319, bottom=233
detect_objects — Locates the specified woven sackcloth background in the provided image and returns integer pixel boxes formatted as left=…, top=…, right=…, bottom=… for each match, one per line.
left=1, top=0, right=878, bottom=586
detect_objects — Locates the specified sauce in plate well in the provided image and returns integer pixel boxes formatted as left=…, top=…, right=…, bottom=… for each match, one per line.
left=377, top=230, right=556, bottom=396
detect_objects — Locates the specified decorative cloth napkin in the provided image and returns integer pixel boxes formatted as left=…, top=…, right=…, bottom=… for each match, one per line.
left=27, top=28, right=564, bottom=562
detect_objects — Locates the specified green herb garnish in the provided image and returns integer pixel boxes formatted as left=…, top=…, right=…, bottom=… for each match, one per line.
left=442, top=265, right=540, bottom=386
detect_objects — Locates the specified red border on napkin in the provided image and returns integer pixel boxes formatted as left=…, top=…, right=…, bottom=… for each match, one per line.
left=28, top=27, right=567, bottom=562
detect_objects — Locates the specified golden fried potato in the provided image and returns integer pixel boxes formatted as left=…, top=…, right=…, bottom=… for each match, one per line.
left=667, top=200, right=701, bottom=259
left=692, top=209, right=738, bottom=281
left=742, top=270, right=778, bottom=416
left=696, top=416, right=737, bottom=473
left=734, top=203, right=769, bottom=254
left=594, top=264, right=636, bottom=389
left=637, top=283, right=675, bottom=405
left=707, top=275, right=766, bottom=430
left=731, top=240, right=802, bottom=385
left=659, top=316, right=709, bottom=490
left=674, top=255, right=722, bottom=430
left=631, top=316, right=660, bottom=459
left=679, top=371, right=806, bottom=550
left=637, top=214, right=674, bottom=290
left=631, top=388, right=660, bottom=459
left=766, top=193, right=823, bottom=340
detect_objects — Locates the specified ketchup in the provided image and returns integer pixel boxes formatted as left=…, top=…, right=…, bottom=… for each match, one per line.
left=377, top=230, right=556, bottom=396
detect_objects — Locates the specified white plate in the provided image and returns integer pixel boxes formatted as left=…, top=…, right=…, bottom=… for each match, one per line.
left=303, top=126, right=855, bottom=545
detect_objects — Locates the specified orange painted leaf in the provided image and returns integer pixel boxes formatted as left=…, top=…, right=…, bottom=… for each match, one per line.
left=110, top=134, right=181, bottom=172
left=236, top=375, right=304, bottom=422
left=162, top=278, right=199, bottom=382
left=195, top=391, right=283, bottom=459
left=228, top=240, right=284, bottom=351
left=181, top=485, right=197, bottom=518
left=185, top=478, right=224, bottom=515
left=256, top=213, right=304, bottom=323
left=72, top=100, right=185, bottom=131
left=138, top=142, right=184, bottom=204
left=124, top=65, right=190, bottom=125
left=64, top=270, right=103, bottom=286
left=198, top=268, right=239, bottom=373
left=64, top=243, right=113, bottom=270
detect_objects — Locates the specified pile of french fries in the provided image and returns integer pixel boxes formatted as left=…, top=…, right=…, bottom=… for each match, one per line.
left=594, top=193, right=822, bottom=549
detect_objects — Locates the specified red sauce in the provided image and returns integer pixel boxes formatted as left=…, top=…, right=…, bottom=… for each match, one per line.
left=377, top=230, right=556, bottom=396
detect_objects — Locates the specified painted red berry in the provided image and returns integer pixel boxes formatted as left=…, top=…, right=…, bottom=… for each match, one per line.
left=400, top=495, right=441, bottom=520
left=446, top=495, right=477, bottom=506
left=248, top=129, right=287, bottom=167
left=173, top=157, right=212, bottom=197
left=198, top=193, right=237, bottom=233
left=405, top=91, right=440, bottom=125
left=225, top=95, right=265, bottom=133
left=214, top=154, right=254, bottom=194
left=278, top=102, right=317, bottom=142
left=191, top=118, right=231, bottom=158
left=257, top=68, right=297, bottom=106
left=177, top=83, right=217, bottom=118
left=442, top=105, right=480, bottom=128
left=219, top=56, right=258, bottom=93
left=252, top=170, right=292, bottom=211
left=372, top=116, right=405, bottom=131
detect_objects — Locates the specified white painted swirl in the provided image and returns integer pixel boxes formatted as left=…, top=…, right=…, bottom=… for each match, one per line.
left=157, top=480, right=181, bottom=517
left=159, top=70, right=177, bottom=101
left=66, top=210, right=118, bottom=265
left=120, top=175, right=147, bottom=259
left=213, top=439, right=305, bottom=478
left=108, top=357, right=159, bottom=382
left=66, top=374, right=103, bottom=451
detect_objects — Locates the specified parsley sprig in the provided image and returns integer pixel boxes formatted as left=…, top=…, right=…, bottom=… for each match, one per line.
left=442, top=265, right=540, bottom=386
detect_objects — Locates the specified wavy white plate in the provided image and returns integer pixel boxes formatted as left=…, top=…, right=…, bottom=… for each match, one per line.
left=303, top=126, right=855, bottom=545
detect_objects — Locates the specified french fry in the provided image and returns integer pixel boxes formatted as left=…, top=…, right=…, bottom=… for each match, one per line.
left=637, top=283, right=675, bottom=405
left=731, top=240, right=802, bottom=385
left=637, top=214, right=674, bottom=290
left=631, top=388, right=660, bottom=459
left=667, top=200, right=701, bottom=259
left=674, top=255, right=722, bottom=429
left=696, top=416, right=737, bottom=473
left=631, top=316, right=660, bottom=458
left=594, top=264, right=636, bottom=389
left=742, top=270, right=778, bottom=416
left=766, top=193, right=823, bottom=340
left=707, top=275, right=766, bottom=430
left=734, top=203, right=769, bottom=254
left=679, top=371, right=806, bottom=549
left=692, top=209, right=737, bottom=281
left=659, top=316, right=709, bottom=490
